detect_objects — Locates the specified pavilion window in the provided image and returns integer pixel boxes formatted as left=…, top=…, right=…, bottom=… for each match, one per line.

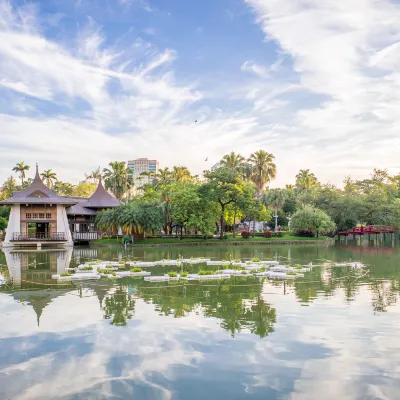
left=33, top=213, right=38, bottom=218
left=39, top=213, right=45, bottom=219
left=46, top=213, right=51, bottom=219
left=26, top=213, right=32, bottom=219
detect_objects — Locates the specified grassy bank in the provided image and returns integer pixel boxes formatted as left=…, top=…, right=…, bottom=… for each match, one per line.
left=92, top=234, right=332, bottom=248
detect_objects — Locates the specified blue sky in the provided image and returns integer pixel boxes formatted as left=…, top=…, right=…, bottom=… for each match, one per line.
left=1, top=0, right=400, bottom=186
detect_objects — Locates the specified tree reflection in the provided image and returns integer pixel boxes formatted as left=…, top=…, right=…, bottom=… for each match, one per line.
left=137, top=279, right=277, bottom=338
left=103, top=286, right=135, bottom=326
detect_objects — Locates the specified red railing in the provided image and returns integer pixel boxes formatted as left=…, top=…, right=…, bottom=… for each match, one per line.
left=338, top=225, right=395, bottom=236
left=11, top=232, right=67, bottom=241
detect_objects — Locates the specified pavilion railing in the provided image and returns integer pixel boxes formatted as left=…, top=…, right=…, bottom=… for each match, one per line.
left=72, top=232, right=98, bottom=241
left=11, top=232, right=67, bottom=241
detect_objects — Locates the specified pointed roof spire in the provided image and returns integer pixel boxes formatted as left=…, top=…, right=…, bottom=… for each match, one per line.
left=83, top=179, right=120, bottom=209
left=34, top=163, right=40, bottom=181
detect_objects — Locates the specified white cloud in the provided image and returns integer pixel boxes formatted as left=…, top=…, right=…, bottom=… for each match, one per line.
left=244, top=0, right=400, bottom=183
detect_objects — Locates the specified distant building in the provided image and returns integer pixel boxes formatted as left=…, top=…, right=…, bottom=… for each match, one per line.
left=127, top=158, right=159, bottom=189
left=211, top=162, right=221, bottom=172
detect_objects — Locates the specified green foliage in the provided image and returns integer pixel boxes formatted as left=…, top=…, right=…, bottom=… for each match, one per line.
left=0, top=206, right=10, bottom=220
left=103, top=161, right=133, bottom=201
left=167, top=271, right=178, bottom=277
left=199, top=270, right=215, bottom=275
left=80, top=266, right=93, bottom=270
left=180, top=271, right=188, bottom=277
left=0, top=216, right=8, bottom=231
left=61, top=272, right=72, bottom=277
left=291, top=205, right=336, bottom=237
left=131, top=267, right=143, bottom=273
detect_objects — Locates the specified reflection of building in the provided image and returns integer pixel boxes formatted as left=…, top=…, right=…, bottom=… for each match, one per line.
left=2, top=247, right=73, bottom=287
left=127, top=158, right=159, bottom=190
left=0, top=166, right=76, bottom=248
left=66, top=179, right=119, bottom=240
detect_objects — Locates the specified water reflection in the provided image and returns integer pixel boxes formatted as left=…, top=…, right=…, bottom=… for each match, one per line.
left=0, top=244, right=400, bottom=399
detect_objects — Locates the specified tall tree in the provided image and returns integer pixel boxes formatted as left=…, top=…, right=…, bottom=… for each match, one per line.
left=103, top=161, right=133, bottom=201
left=291, top=205, right=335, bottom=237
left=295, top=169, right=319, bottom=191
left=0, top=177, right=17, bottom=199
left=154, top=168, right=172, bottom=186
left=202, top=168, right=248, bottom=238
left=40, top=170, right=57, bottom=188
left=248, top=150, right=277, bottom=193
left=12, top=162, right=30, bottom=185
left=171, top=166, right=193, bottom=182
left=85, top=167, right=102, bottom=183
left=262, top=188, right=288, bottom=231
left=220, top=152, right=245, bottom=172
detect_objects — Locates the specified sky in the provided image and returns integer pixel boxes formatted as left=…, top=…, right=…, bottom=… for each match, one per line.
left=0, top=0, right=400, bottom=187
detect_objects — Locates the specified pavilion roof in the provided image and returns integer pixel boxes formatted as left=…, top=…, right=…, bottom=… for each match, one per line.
left=0, top=165, right=77, bottom=206
left=82, top=179, right=120, bottom=209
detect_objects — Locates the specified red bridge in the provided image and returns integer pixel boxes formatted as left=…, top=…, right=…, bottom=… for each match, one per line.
left=338, top=225, right=395, bottom=236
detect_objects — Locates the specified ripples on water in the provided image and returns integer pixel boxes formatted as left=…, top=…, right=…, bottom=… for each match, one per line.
left=0, top=243, right=399, bottom=400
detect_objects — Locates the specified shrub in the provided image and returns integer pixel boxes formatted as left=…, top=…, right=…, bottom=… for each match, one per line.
left=131, top=267, right=142, bottom=273
left=181, top=271, right=188, bottom=277
left=264, top=231, right=273, bottom=238
left=286, top=271, right=297, bottom=275
left=295, top=265, right=304, bottom=269
left=273, top=231, right=283, bottom=237
left=241, top=231, right=251, bottom=239
left=259, top=267, right=266, bottom=272
left=199, top=270, right=214, bottom=275
left=251, top=257, right=261, bottom=262
left=80, top=266, right=93, bottom=271
left=294, top=230, right=315, bottom=237
left=168, top=271, right=178, bottom=277
left=233, top=266, right=245, bottom=270
left=106, top=264, right=116, bottom=268
left=61, top=272, right=71, bottom=277
left=241, top=271, right=247, bottom=275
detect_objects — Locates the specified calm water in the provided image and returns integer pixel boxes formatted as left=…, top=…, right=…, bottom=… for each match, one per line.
left=0, top=243, right=399, bottom=400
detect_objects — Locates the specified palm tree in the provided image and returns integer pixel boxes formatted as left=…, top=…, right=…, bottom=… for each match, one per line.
left=295, top=169, right=319, bottom=191
left=40, top=170, right=57, bottom=188
left=155, top=168, right=172, bottom=186
left=248, top=150, right=277, bottom=193
left=103, top=161, right=133, bottom=201
left=85, top=167, right=102, bottom=183
left=220, top=152, right=245, bottom=172
left=171, top=166, right=192, bottom=182
left=12, top=162, right=30, bottom=185
left=262, top=188, right=287, bottom=231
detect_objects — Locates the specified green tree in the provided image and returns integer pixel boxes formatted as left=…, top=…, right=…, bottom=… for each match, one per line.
left=41, top=169, right=57, bottom=188
left=248, top=150, right=277, bottom=192
left=53, top=181, right=74, bottom=196
left=12, top=162, right=30, bottom=185
left=85, top=167, right=102, bottom=183
left=202, top=168, right=249, bottom=238
left=295, top=169, right=319, bottom=191
left=72, top=182, right=97, bottom=198
left=220, top=152, right=245, bottom=172
left=262, top=188, right=287, bottom=231
left=103, top=161, right=133, bottom=200
left=0, top=216, right=7, bottom=232
left=0, top=176, right=17, bottom=200
left=291, top=205, right=336, bottom=237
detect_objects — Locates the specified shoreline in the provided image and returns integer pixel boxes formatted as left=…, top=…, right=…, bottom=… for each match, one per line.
left=91, top=238, right=335, bottom=248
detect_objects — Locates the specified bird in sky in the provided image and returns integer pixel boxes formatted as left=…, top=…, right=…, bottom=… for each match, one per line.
left=205, top=157, right=208, bottom=161
left=194, top=120, right=198, bottom=123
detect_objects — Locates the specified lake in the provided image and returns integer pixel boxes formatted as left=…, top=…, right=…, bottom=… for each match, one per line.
left=0, top=243, right=399, bottom=400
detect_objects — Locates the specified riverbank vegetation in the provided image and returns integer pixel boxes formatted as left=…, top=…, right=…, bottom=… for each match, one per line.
left=1, top=155, right=400, bottom=239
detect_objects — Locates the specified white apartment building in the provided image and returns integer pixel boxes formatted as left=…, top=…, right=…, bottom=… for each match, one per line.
left=127, top=158, right=159, bottom=190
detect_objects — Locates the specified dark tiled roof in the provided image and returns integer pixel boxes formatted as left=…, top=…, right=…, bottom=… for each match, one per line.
left=0, top=166, right=77, bottom=205
left=66, top=198, right=97, bottom=216
left=83, top=180, right=120, bottom=209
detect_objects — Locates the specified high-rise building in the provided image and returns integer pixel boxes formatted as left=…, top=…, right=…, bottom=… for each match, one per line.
left=127, top=158, right=159, bottom=189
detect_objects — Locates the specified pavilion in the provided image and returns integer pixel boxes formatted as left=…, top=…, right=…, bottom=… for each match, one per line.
left=0, top=166, right=76, bottom=248
left=0, top=166, right=120, bottom=247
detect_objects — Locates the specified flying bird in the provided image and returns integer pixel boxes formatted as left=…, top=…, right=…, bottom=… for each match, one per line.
left=205, top=157, right=208, bottom=161
left=194, top=120, right=198, bottom=123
